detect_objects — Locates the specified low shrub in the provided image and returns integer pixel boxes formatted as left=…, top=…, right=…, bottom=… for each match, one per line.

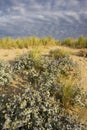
left=12, top=53, right=34, bottom=71
left=13, top=51, right=80, bottom=108
left=13, top=48, right=42, bottom=71
left=49, top=49, right=68, bottom=59
left=0, top=51, right=87, bottom=129
left=61, top=36, right=87, bottom=49
left=0, top=61, right=13, bottom=86
left=0, top=87, right=87, bottom=130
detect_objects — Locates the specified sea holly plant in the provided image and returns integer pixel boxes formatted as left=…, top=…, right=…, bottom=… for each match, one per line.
left=12, top=52, right=82, bottom=108
left=12, top=53, right=34, bottom=71
left=0, top=60, right=13, bottom=86
left=13, top=49, right=42, bottom=72
left=0, top=50, right=87, bottom=129
left=0, top=87, right=87, bottom=130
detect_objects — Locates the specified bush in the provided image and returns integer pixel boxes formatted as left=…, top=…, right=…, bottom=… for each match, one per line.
left=13, top=49, right=42, bottom=72
left=0, top=87, right=87, bottom=130
left=77, top=36, right=87, bottom=48
left=0, top=51, right=87, bottom=129
left=13, top=51, right=80, bottom=108
left=49, top=49, right=68, bottom=59
left=12, top=52, right=35, bottom=71
left=61, top=37, right=78, bottom=48
left=61, top=36, right=87, bottom=49
left=0, top=61, right=13, bottom=86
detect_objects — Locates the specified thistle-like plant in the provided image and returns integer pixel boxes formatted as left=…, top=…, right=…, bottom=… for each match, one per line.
left=0, top=61, right=13, bottom=86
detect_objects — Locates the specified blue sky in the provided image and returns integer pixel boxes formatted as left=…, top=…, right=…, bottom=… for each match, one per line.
left=0, top=0, right=87, bottom=39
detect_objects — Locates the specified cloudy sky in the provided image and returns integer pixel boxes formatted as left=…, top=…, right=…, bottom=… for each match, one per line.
left=0, top=0, right=87, bottom=39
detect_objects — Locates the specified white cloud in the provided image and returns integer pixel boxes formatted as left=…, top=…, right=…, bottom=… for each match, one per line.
left=64, top=11, right=80, bottom=21
left=0, top=0, right=87, bottom=38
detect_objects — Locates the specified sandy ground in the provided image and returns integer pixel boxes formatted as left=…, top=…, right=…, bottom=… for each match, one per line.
left=0, top=48, right=29, bottom=61
left=0, top=46, right=58, bottom=61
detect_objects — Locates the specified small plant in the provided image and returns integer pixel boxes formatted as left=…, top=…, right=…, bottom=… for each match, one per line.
left=29, top=49, right=41, bottom=60
left=13, top=49, right=42, bottom=72
left=58, top=78, right=80, bottom=108
left=13, top=53, right=34, bottom=71
left=0, top=61, right=13, bottom=86
left=61, top=36, right=87, bottom=49
left=49, top=49, right=68, bottom=59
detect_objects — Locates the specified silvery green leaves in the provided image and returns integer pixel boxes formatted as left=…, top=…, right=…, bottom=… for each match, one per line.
left=0, top=51, right=87, bottom=130
left=13, top=50, right=42, bottom=72
left=12, top=53, right=82, bottom=108
left=13, top=53, right=34, bottom=71
left=0, top=61, right=13, bottom=86
left=1, top=87, right=87, bottom=130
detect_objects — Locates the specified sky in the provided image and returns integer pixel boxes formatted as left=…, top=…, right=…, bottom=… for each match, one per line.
left=0, top=0, right=87, bottom=39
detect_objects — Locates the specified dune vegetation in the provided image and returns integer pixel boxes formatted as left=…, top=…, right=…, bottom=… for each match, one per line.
left=0, top=36, right=87, bottom=130
left=0, top=35, right=87, bottom=49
